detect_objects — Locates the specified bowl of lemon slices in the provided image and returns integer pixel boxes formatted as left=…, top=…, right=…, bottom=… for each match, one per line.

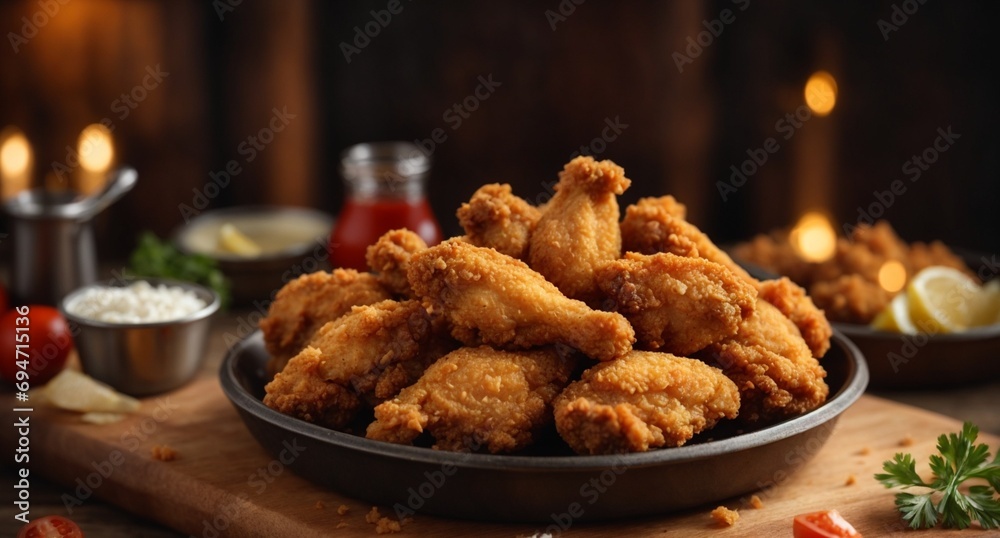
left=838, top=266, right=1000, bottom=389
left=174, top=206, right=334, bottom=305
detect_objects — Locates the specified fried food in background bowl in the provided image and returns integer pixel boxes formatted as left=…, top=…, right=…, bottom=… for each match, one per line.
left=732, top=220, right=1000, bottom=388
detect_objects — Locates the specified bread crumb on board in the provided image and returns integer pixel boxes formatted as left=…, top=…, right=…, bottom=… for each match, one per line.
left=375, top=517, right=402, bottom=534
left=749, top=495, right=764, bottom=509
left=711, top=506, right=739, bottom=526
left=151, top=445, right=178, bottom=461
left=899, top=434, right=915, bottom=447
left=857, top=446, right=871, bottom=456
left=315, top=501, right=325, bottom=510
left=338, top=504, right=350, bottom=516
left=366, top=507, right=382, bottom=524
left=845, top=474, right=857, bottom=486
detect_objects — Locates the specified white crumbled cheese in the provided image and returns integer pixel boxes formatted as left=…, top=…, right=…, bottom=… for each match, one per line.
left=67, top=281, right=207, bottom=323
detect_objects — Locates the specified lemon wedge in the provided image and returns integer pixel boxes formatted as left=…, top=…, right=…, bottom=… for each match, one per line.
left=907, top=266, right=981, bottom=333
left=218, top=223, right=262, bottom=257
left=972, top=279, right=1000, bottom=326
left=871, top=293, right=917, bottom=334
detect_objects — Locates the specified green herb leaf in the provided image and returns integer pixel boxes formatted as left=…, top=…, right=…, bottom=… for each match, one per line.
left=876, top=422, right=1000, bottom=530
left=127, top=231, right=230, bottom=307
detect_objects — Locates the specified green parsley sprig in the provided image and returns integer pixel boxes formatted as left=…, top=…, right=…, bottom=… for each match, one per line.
left=875, top=422, right=1000, bottom=530
left=127, top=231, right=231, bottom=307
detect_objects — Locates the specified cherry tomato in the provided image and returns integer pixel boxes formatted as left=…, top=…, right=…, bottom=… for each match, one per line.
left=793, top=510, right=862, bottom=538
left=0, top=306, right=74, bottom=385
left=17, top=515, right=84, bottom=538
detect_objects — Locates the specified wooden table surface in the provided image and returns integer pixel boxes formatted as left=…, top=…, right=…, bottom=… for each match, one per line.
left=3, top=312, right=999, bottom=537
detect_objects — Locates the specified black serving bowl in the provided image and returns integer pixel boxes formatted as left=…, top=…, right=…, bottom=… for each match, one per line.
left=835, top=323, right=1000, bottom=390
left=219, top=330, right=867, bottom=523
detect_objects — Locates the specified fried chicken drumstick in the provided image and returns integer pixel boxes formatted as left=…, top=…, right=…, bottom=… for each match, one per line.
left=529, top=156, right=631, bottom=304
left=697, top=299, right=828, bottom=424
left=407, top=239, right=635, bottom=361
left=263, top=300, right=450, bottom=429
left=260, top=269, right=392, bottom=375
left=366, top=346, right=576, bottom=453
left=596, top=252, right=757, bottom=355
left=457, top=183, right=541, bottom=260
left=554, top=351, right=740, bottom=455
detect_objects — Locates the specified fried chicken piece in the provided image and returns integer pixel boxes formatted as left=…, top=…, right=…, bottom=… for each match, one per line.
left=408, top=239, right=635, bottom=361
left=263, top=300, right=447, bottom=429
left=554, top=351, right=740, bottom=454
left=456, top=183, right=542, bottom=260
left=596, top=252, right=756, bottom=355
left=757, top=277, right=832, bottom=358
left=365, top=229, right=428, bottom=296
left=367, top=346, right=576, bottom=453
left=809, top=275, right=891, bottom=324
left=621, top=197, right=756, bottom=286
left=260, top=270, right=392, bottom=375
left=529, top=156, right=631, bottom=304
left=698, top=300, right=828, bottom=424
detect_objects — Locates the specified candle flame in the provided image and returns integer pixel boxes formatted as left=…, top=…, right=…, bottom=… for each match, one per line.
left=878, top=260, right=907, bottom=293
left=78, top=123, right=115, bottom=173
left=790, top=212, right=836, bottom=263
left=804, top=71, right=837, bottom=117
left=1, top=128, right=32, bottom=199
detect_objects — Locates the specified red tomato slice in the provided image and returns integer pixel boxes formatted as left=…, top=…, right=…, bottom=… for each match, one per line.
left=17, top=515, right=84, bottom=538
left=793, top=510, right=862, bottom=538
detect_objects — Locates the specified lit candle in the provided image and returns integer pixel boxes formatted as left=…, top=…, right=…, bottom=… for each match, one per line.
left=0, top=127, right=32, bottom=200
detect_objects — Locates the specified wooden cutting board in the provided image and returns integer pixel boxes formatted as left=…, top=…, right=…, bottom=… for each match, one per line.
left=3, top=375, right=998, bottom=537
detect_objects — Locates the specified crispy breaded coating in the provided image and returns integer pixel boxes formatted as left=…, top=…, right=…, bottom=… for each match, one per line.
left=367, top=346, right=576, bottom=453
left=757, top=277, right=832, bottom=358
left=260, top=270, right=392, bottom=375
left=457, top=183, right=542, bottom=260
left=621, top=197, right=756, bottom=285
left=529, top=156, right=631, bottom=304
left=263, top=300, right=448, bottom=428
left=365, top=229, right=428, bottom=296
left=596, top=252, right=756, bottom=356
left=698, top=300, right=828, bottom=424
left=407, top=239, right=635, bottom=361
left=554, top=351, right=740, bottom=454
left=262, top=346, right=362, bottom=429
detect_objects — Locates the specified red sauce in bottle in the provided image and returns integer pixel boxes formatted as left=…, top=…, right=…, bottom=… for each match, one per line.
left=328, top=143, right=442, bottom=271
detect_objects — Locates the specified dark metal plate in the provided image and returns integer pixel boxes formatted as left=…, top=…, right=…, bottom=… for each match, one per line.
left=219, top=330, right=867, bottom=523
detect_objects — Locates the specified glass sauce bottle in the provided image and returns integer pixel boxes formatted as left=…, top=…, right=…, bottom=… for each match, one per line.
left=329, top=142, right=442, bottom=271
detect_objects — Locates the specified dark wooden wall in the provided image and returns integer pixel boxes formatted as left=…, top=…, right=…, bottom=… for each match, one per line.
left=1, top=0, right=997, bottom=263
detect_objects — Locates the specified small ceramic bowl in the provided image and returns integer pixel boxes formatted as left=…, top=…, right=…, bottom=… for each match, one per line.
left=174, top=206, right=334, bottom=305
left=61, top=278, right=220, bottom=396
